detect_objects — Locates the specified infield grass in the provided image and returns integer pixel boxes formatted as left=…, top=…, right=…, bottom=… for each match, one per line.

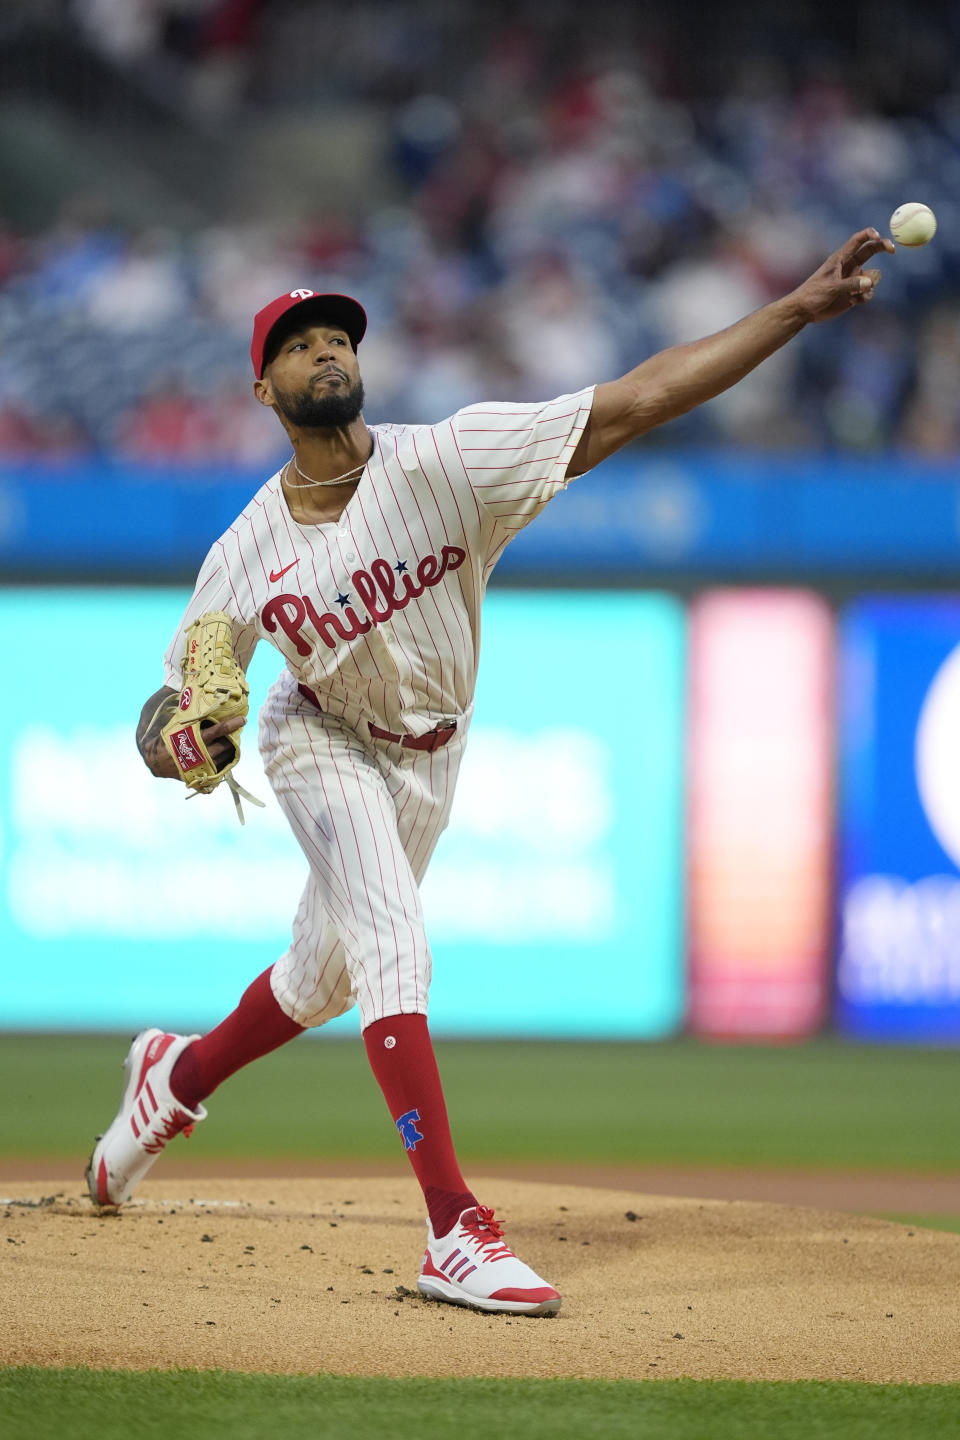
left=4, top=1369, right=960, bottom=1440
left=879, top=1213, right=960, bottom=1234
left=1, top=1034, right=957, bottom=1173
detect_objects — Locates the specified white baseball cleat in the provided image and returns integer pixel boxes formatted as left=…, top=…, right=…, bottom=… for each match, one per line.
left=417, top=1204, right=561, bottom=1315
left=85, top=1029, right=206, bottom=1206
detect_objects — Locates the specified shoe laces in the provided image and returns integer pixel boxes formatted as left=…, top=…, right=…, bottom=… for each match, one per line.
left=157, top=1109, right=194, bottom=1142
left=461, top=1205, right=513, bottom=1261
left=142, top=1108, right=195, bottom=1155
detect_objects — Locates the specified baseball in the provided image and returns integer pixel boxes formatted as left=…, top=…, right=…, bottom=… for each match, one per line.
left=889, top=202, right=937, bottom=247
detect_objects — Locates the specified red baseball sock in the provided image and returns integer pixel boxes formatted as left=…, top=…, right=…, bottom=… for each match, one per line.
left=170, top=967, right=305, bottom=1109
left=363, top=1013, right=476, bottom=1238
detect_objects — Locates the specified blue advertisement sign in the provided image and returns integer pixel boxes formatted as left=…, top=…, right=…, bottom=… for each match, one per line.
left=0, top=588, right=685, bottom=1037
left=837, top=597, right=960, bottom=1041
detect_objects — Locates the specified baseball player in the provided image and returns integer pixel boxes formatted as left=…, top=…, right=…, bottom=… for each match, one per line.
left=86, top=229, right=892, bottom=1316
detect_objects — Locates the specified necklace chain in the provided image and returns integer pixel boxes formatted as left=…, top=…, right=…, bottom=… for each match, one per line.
left=286, top=452, right=368, bottom=489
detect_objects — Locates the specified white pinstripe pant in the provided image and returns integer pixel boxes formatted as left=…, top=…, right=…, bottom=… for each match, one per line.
left=259, top=676, right=467, bottom=1030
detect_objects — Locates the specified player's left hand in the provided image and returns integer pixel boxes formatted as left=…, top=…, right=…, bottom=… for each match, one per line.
left=790, top=228, right=895, bottom=323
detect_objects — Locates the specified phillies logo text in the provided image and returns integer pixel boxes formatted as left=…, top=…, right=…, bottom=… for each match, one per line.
left=261, top=545, right=466, bottom=652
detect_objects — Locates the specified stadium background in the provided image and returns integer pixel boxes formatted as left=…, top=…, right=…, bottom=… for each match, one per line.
left=1, top=0, right=959, bottom=1232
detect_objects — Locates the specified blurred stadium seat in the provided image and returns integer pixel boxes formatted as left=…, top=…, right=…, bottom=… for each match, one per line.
left=1, top=0, right=960, bottom=461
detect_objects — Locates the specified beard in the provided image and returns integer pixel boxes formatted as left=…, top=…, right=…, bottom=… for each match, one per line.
left=273, top=375, right=366, bottom=429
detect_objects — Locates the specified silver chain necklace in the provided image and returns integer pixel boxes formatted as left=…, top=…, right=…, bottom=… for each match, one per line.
left=285, top=452, right=369, bottom=489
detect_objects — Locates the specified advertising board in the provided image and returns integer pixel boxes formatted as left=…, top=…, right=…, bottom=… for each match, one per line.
left=0, top=589, right=686, bottom=1037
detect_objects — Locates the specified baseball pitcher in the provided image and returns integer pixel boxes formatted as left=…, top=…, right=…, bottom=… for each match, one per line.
left=87, top=228, right=892, bottom=1314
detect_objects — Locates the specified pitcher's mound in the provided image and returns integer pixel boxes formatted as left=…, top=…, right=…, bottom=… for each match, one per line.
left=3, top=1176, right=959, bottom=1382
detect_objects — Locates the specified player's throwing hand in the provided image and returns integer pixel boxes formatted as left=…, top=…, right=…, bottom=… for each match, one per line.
left=790, top=227, right=895, bottom=323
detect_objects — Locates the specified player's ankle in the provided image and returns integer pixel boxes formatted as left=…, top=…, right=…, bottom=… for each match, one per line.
left=426, top=1186, right=477, bottom=1238
left=169, top=1044, right=203, bottom=1110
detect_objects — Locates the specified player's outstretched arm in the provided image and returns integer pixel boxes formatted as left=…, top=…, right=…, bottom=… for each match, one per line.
left=567, top=227, right=895, bottom=476
left=136, top=684, right=245, bottom=779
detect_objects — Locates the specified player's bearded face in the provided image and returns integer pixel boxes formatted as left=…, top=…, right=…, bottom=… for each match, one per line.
left=271, top=373, right=365, bottom=430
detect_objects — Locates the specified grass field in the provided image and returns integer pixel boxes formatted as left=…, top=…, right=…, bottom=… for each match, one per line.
left=2, top=1033, right=959, bottom=1173
left=4, top=1370, right=960, bottom=1440
left=4, top=1034, right=959, bottom=1437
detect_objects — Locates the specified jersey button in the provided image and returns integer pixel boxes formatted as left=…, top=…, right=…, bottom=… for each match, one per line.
left=345, top=550, right=357, bottom=563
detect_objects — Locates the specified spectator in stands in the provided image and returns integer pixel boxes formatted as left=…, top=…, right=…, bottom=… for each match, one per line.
left=115, top=380, right=218, bottom=461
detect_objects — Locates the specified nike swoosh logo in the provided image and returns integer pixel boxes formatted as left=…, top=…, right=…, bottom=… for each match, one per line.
left=269, top=561, right=298, bottom=583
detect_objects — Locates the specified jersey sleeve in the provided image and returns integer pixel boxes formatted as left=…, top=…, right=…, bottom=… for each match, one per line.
left=450, top=386, right=595, bottom=540
left=161, top=542, right=259, bottom=689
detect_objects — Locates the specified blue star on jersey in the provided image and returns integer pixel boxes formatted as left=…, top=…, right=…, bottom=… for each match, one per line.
left=395, top=560, right=408, bottom=573
left=335, top=592, right=351, bottom=608
left=396, top=1108, right=424, bottom=1152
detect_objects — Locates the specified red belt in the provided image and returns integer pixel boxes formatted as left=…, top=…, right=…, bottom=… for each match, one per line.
left=298, top=684, right=457, bottom=752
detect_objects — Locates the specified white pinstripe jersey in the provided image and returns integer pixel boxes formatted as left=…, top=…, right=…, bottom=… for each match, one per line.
left=163, top=388, right=595, bottom=734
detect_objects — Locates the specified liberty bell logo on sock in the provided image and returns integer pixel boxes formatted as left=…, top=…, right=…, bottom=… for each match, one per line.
left=396, top=1108, right=424, bottom=1152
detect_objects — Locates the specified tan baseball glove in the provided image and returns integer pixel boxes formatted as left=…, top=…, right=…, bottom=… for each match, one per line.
left=161, top=611, right=264, bottom=824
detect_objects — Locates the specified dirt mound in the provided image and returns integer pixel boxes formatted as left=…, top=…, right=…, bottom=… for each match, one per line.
left=3, top=1177, right=959, bottom=1382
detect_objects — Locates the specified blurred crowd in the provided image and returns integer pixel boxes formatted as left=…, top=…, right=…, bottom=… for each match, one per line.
left=2, top=0, right=960, bottom=465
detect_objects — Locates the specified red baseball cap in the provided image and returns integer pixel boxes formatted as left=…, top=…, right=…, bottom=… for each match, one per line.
left=251, top=289, right=368, bottom=377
